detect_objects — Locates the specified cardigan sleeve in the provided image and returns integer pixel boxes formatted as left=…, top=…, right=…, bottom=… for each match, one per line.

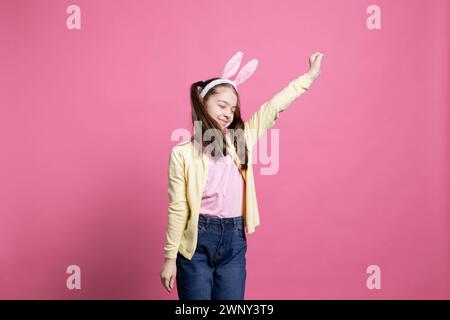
left=244, top=72, right=314, bottom=147
left=163, top=147, right=189, bottom=259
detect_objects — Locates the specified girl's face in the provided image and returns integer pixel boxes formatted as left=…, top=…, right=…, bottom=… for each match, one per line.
left=204, top=86, right=238, bottom=131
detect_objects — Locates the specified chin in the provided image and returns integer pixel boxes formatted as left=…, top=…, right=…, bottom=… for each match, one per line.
left=217, top=121, right=228, bottom=129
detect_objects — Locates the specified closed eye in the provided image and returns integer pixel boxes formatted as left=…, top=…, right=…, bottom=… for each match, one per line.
left=219, top=104, right=236, bottom=113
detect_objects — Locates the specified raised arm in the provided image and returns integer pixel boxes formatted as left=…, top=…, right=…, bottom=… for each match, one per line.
left=163, top=147, right=189, bottom=260
left=244, top=52, right=324, bottom=147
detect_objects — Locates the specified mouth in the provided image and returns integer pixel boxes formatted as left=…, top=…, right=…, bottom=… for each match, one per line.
left=219, top=119, right=228, bottom=127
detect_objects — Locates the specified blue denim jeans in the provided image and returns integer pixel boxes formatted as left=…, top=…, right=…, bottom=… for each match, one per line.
left=176, top=214, right=247, bottom=300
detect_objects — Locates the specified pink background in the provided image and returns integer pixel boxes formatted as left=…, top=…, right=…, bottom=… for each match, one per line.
left=0, top=0, right=449, bottom=299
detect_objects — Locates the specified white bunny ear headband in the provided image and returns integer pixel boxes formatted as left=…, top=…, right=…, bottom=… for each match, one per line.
left=200, top=51, right=258, bottom=98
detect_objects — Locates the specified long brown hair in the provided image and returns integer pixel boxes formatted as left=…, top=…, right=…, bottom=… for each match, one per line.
left=189, top=79, right=249, bottom=170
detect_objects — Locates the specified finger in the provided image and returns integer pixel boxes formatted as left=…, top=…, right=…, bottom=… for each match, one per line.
left=311, top=53, right=320, bottom=64
left=317, top=53, right=324, bottom=65
left=170, top=276, right=175, bottom=290
left=313, top=53, right=324, bottom=65
left=164, top=277, right=171, bottom=292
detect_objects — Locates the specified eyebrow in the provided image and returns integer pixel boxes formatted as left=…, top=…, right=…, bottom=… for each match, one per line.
left=218, top=100, right=237, bottom=108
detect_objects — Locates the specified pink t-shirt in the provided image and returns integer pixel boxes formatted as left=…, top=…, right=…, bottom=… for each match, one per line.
left=199, top=152, right=245, bottom=218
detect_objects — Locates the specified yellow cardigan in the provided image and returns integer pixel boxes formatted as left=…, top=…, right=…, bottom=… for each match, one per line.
left=164, top=72, right=315, bottom=260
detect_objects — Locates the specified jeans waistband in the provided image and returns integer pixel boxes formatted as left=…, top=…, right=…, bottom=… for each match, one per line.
left=199, top=214, right=243, bottom=226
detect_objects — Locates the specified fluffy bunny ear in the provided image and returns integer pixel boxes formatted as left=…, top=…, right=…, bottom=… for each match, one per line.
left=234, top=58, right=258, bottom=85
left=221, top=51, right=243, bottom=79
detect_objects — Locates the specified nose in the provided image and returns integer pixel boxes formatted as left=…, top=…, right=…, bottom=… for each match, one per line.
left=224, top=110, right=232, bottom=119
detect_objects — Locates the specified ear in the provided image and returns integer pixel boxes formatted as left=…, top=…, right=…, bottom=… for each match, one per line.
left=234, top=58, right=258, bottom=85
left=222, top=51, right=243, bottom=79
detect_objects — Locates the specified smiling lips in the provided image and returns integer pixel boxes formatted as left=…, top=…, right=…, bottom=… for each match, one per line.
left=219, top=119, right=228, bottom=126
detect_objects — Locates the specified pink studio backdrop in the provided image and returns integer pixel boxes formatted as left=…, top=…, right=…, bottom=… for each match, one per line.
left=0, top=0, right=449, bottom=299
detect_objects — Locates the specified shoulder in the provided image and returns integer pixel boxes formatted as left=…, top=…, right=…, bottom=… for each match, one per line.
left=171, top=138, right=192, bottom=152
left=169, top=138, right=193, bottom=161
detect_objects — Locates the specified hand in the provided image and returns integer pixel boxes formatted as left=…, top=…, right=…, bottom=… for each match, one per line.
left=307, top=52, right=324, bottom=81
left=160, top=258, right=177, bottom=293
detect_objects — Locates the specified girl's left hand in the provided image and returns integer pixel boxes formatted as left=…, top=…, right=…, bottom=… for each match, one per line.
left=307, top=52, right=324, bottom=81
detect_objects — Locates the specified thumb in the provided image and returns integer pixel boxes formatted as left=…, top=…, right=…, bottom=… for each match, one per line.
left=169, top=276, right=175, bottom=289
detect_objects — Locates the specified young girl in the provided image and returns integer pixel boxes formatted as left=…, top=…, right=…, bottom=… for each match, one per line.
left=160, top=51, right=324, bottom=300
